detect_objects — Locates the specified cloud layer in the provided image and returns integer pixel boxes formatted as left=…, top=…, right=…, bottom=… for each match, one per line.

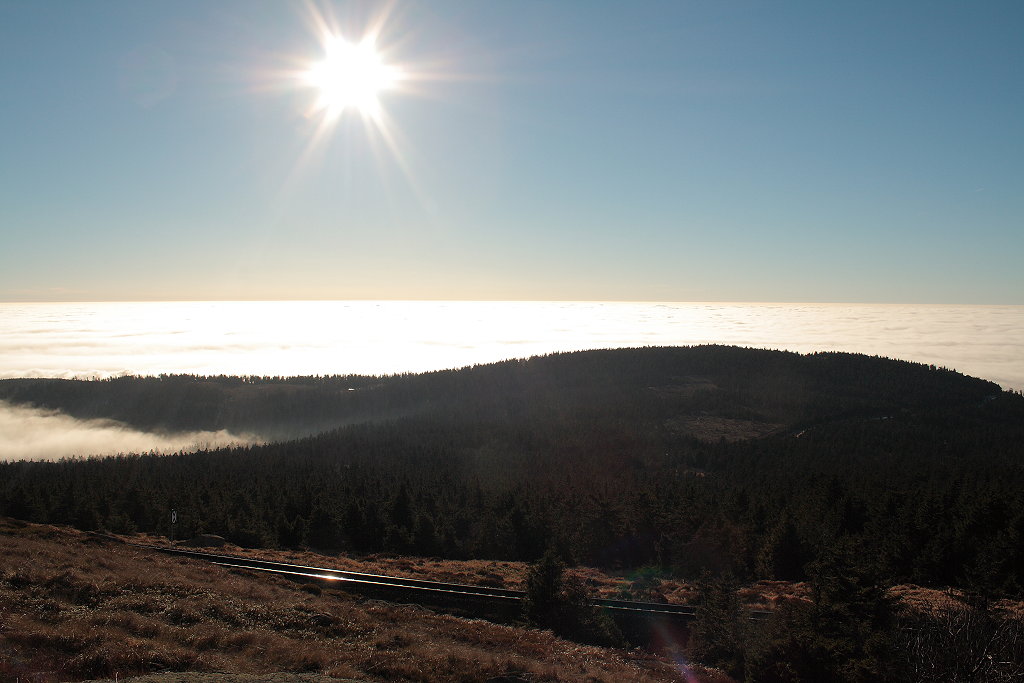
left=1, top=300, right=1022, bottom=462
left=1, top=301, right=1021, bottom=390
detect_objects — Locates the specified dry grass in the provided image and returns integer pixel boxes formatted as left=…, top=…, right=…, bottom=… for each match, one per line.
left=11, top=520, right=1018, bottom=683
left=736, top=581, right=812, bottom=610
left=130, top=533, right=751, bottom=610
left=140, top=535, right=535, bottom=593
left=1, top=519, right=726, bottom=683
left=889, top=584, right=1024, bottom=618
left=105, top=528, right=1024, bottom=619
left=141, top=532, right=1024, bottom=618
left=889, top=584, right=970, bottom=614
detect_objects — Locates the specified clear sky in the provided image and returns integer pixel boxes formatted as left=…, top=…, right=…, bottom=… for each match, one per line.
left=1, top=1, right=1022, bottom=304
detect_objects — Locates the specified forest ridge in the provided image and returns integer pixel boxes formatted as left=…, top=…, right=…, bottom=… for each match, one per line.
left=0, top=345, right=1005, bottom=438
left=2, top=345, right=1023, bottom=597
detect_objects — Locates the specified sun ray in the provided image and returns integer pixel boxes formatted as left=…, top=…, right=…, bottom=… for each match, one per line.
left=262, top=1, right=456, bottom=217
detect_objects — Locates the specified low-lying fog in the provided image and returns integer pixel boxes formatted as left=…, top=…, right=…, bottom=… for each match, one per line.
left=0, top=401, right=254, bottom=462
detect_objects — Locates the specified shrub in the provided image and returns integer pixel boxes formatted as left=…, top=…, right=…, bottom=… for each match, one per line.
left=522, top=549, right=623, bottom=647
left=689, top=571, right=747, bottom=679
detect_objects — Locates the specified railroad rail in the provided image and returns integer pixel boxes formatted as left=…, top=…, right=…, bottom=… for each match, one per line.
left=97, top=535, right=774, bottom=628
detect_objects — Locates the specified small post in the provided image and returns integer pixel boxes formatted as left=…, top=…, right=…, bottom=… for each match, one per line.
left=171, top=509, right=177, bottom=544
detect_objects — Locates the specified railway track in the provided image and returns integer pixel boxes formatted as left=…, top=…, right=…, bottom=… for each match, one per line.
left=105, top=537, right=703, bottom=622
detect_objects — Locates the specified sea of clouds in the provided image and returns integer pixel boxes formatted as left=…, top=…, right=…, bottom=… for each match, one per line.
left=2, top=301, right=1022, bottom=460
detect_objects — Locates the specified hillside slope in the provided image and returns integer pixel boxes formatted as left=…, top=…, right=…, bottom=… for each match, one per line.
left=0, top=345, right=1003, bottom=439
left=0, top=518, right=698, bottom=683
left=2, top=347, right=1022, bottom=594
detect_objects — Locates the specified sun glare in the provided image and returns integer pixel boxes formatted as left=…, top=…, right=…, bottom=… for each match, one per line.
left=304, top=35, right=402, bottom=120
left=280, top=4, right=429, bottom=204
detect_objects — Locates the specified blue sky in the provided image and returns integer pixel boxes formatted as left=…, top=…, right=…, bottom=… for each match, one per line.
left=1, top=1, right=1021, bottom=303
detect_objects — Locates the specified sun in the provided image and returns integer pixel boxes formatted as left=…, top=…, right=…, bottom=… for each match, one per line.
left=303, top=35, right=402, bottom=121
left=281, top=6, right=426, bottom=196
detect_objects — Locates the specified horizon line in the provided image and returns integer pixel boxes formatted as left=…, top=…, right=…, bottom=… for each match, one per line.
left=2, top=297, right=1022, bottom=307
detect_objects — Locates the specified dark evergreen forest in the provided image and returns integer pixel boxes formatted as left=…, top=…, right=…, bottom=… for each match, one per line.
left=3, top=346, right=1023, bottom=597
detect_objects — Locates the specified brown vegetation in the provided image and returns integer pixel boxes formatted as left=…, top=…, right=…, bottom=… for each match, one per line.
left=134, top=532, right=1024, bottom=617
left=127, top=533, right=788, bottom=612
left=1, top=519, right=725, bottom=683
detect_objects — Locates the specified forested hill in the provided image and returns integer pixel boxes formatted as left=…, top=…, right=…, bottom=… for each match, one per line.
left=0, top=345, right=1004, bottom=440
left=3, top=346, right=1023, bottom=596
